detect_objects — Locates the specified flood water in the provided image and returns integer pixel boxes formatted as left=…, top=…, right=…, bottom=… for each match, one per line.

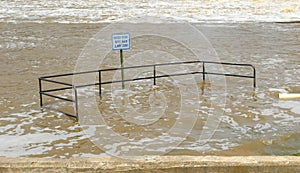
left=1, top=22, right=299, bottom=157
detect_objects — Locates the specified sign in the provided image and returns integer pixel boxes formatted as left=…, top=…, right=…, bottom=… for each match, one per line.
left=112, top=33, right=130, bottom=50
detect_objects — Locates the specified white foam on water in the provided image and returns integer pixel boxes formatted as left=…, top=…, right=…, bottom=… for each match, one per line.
left=0, top=124, right=16, bottom=133
left=1, top=0, right=300, bottom=23
left=72, top=152, right=108, bottom=157
left=253, top=123, right=272, bottom=133
left=291, top=106, right=300, bottom=115
left=273, top=100, right=300, bottom=114
left=0, top=117, right=18, bottom=122
left=269, top=88, right=288, bottom=93
left=0, top=117, right=85, bottom=157
left=21, top=102, right=37, bottom=107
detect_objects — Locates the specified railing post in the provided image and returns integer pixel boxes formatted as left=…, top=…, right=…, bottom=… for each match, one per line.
left=73, top=86, right=79, bottom=120
left=202, top=62, right=206, bottom=81
left=38, top=78, right=43, bottom=107
left=153, top=65, right=156, bottom=85
left=99, top=70, right=102, bottom=96
left=253, top=66, right=256, bottom=88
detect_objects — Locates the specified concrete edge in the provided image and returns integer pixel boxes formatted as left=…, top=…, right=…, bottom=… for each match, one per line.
left=0, top=156, right=300, bottom=172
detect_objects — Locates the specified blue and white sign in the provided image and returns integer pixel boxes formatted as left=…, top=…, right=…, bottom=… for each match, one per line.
left=112, top=33, right=130, bottom=50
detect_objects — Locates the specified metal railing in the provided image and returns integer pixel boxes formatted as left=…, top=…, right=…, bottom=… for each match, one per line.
left=38, top=60, right=256, bottom=120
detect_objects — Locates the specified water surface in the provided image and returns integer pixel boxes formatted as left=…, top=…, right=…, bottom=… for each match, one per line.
left=0, top=22, right=299, bottom=157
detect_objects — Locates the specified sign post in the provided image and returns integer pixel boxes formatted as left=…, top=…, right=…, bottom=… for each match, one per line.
left=112, top=33, right=130, bottom=89
left=120, top=49, right=124, bottom=89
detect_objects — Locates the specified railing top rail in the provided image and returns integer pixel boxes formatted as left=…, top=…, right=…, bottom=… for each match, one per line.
left=40, top=69, right=99, bottom=79
left=100, top=60, right=202, bottom=72
left=40, top=60, right=256, bottom=79
left=203, top=61, right=255, bottom=69
left=40, top=78, right=73, bottom=86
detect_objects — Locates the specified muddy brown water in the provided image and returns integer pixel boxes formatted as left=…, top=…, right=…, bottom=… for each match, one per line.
left=0, top=23, right=299, bottom=158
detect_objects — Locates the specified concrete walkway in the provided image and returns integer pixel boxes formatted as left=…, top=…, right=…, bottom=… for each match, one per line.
left=0, top=156, right=300, bottom=172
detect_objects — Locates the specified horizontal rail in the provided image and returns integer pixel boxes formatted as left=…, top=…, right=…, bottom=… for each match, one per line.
left=41, top=92, right=74, bottom=102
left=101, top=76, right=154, bottom=85
left=76, top=83, right=100, bottom=88
left=203, top=61, right=254, bottom=67
left=76, top=71, right=202, bottom=88
left=206, top=72, right=254, bottom=78
left=40, top=78, right=73, bottom=86
left=40, top=60, right=255, bottom=79
left=100, top=60, right=201, bottom=72
left=40, top=69, right=99, bottom=79
left=42, top=86, right=74, bottom=93
left=155, top=71, right=202, bottom=79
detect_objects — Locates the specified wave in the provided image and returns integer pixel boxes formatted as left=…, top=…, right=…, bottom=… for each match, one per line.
left=1, top=0, right=299, bottom=23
